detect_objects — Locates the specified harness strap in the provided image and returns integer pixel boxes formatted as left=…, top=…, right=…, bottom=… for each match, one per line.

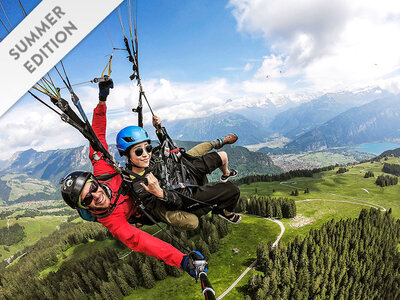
left=170, top=148, right=180, bottom=154
left=173, top=190, right=214, bottom=211
left=95, top=172, right=119, bottom=182
left=167, top=180, right=199, bottom=191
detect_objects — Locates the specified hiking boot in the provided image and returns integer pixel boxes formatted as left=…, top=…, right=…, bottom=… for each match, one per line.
left=220, top=169, right=238, bottom=182
left=214, top=133, right=238, bottom=149
left=218, top=212, right=242, bottom=224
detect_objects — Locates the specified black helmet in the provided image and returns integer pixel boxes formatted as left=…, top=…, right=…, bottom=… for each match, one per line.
left=60, top=171, right=92, bottom=209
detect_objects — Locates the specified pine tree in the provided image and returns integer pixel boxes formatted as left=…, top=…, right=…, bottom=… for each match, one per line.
left=121, top=264, right=139, bottom=289
left=275, top=205, right=283, bottom=219
left=207, top=224, right=220, bottom=253
left=150, top=258, right=168, bottom=281
left=93, top=292, right=102, bottom=300
left=235, top=196, right=247, bottom=213
left=99, top=281, right=123, bottom=300
left=165, top=264, right=182, bottom=277
left=140, top=262, right=156, bottom=289
left=267, top=202, right=274, bottom=218
left=196, top=239, right=211, bottom=260
left=115, top=274, right=132, bottom=296
left=213, top=215, right=229, bottom=238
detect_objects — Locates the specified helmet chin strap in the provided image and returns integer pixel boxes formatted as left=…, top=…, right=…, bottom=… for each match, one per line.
left=129, top=158, right=142, bottom=169
left=125, top=153, right=146, bottom=170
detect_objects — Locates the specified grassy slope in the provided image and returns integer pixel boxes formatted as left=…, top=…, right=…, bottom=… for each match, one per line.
left=1, top=174, right=56, bottom=202
left=240, top=157, right=400, bottom=242
left=0, top=216, right=69, bottom=260
left=39, top=239, right=118, bottom=278
left=127, top=215, right=280, bottom=300
left=133, top=157, right=400, bottom=299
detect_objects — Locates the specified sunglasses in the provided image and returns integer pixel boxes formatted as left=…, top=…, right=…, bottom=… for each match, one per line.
left=134, top=144, right=153, bottom=157
left=80, top=180, right=99, bottom=207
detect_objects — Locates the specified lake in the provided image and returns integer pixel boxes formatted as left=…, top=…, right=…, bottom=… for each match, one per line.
left=354, top=142, right=400, bottom=155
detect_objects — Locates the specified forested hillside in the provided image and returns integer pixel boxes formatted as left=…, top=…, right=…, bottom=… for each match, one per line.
left=0, top=215, right=231, bottom=299
left=246, top=208, right=400, bottom=299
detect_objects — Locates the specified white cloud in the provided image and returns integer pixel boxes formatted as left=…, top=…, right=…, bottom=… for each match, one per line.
left=228, top=0, right=400, bottom=92
left=0, top=78, right=258, bottom=159
left=0, top=98, right=87, bottom=160
left=2, top=1, right=400, bottom=160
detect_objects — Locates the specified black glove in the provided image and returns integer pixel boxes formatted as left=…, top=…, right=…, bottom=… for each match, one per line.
left=131, top=180, right=152, bottom=199
left=98, top=75, right=114, bottom=101
left=180, top=251, right=208, bottom=278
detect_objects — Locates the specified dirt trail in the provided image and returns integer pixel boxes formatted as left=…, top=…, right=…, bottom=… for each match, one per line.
left=217, top=215, right=285, bottom=300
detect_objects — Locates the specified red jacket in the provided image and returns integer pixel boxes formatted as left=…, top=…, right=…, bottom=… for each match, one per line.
left=88, top=104, right=184, bottom=268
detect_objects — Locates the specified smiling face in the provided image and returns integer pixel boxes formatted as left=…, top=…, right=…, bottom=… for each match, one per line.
left=128, top=141, right=152, bottom=171
left=79, top=181, right=110, bottom=210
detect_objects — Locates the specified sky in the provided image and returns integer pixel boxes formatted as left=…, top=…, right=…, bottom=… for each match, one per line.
left=1, top=0, right=400, bottom=160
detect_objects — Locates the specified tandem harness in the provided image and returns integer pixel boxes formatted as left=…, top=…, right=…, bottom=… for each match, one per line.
left=151, top=139, right=215, bottom=212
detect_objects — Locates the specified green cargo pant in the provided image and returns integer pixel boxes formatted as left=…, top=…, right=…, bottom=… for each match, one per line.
left=151, top=142, right=214, bottom=231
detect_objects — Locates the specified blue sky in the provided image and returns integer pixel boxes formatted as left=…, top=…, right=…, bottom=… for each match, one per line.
left=1, top=0, right=400, bottom=159
left=0, top=0, right=267, bottom=84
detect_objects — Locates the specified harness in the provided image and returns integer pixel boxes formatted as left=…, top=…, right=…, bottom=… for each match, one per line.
left=150, top=132, right=215, bottom=212
left=77, top=172, right=156, bottom=225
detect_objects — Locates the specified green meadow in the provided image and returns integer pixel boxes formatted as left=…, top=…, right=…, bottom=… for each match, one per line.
left=126, top=215, right=279, bottom=300
left=0, top=216, right=69, bottom=260
left=2, top=157, right=400, bottom=299
left=129, top=157, right=400, bottom=298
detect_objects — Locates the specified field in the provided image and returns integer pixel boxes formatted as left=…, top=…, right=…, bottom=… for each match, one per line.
left=129, top=157, right=400, bottom=298
left=1, top=157, right=400, bottom=299
left=0, top=215, right=69, bottom=261
left=126, top=215, right=280, bottom=300
left=270, top=150, right=374, bottom=171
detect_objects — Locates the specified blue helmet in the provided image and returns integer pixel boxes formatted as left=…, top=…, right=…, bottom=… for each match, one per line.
left=116, top=126, right=151, bottom=156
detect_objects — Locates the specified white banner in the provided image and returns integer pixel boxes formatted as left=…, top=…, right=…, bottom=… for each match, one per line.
left=0, top=0, right=124, bottom=117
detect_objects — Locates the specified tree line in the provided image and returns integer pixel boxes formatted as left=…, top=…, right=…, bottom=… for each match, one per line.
left=375, top=174, right=398, bottom=187
left=336, top=167, right=348, bottom=174
left=234, top=165, right=336, bottom=185
left=382, top=163, right=400, bottom=176
left=0, top=210, right=17, bottom=220
left=0, top=223, right=26, bottom=246
left=364, top=171, right=374, bottom=178
left=235, top=196, right=296, bottom=219
left=14, top=208, right=75, bottom=220
left=245, top=208, right=400, bottom=299
left=0, top=221, right=108, bottom=270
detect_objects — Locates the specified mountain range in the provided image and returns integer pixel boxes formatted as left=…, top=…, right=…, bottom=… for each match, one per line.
left=162, top=112, right=270, bottom=145
left=159, top=87, right=394, bottom=152
left=0, top=142, right=282, bottom=204
left=283, top=96, right=400, bottom=152
left=1, top=87, right=398, bottom=204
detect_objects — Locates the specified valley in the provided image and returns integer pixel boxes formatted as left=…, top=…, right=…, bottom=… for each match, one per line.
left=1, top=155, right=399, bottom=299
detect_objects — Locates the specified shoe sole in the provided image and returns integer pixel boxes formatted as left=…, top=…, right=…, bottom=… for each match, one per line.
left=218, top=213, right=242, bottom=224
left=215, top=134, right=238, bottom=149
left=223, top=134, right=238, bottom=145
left=220, top=170, right=238, bottom=182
